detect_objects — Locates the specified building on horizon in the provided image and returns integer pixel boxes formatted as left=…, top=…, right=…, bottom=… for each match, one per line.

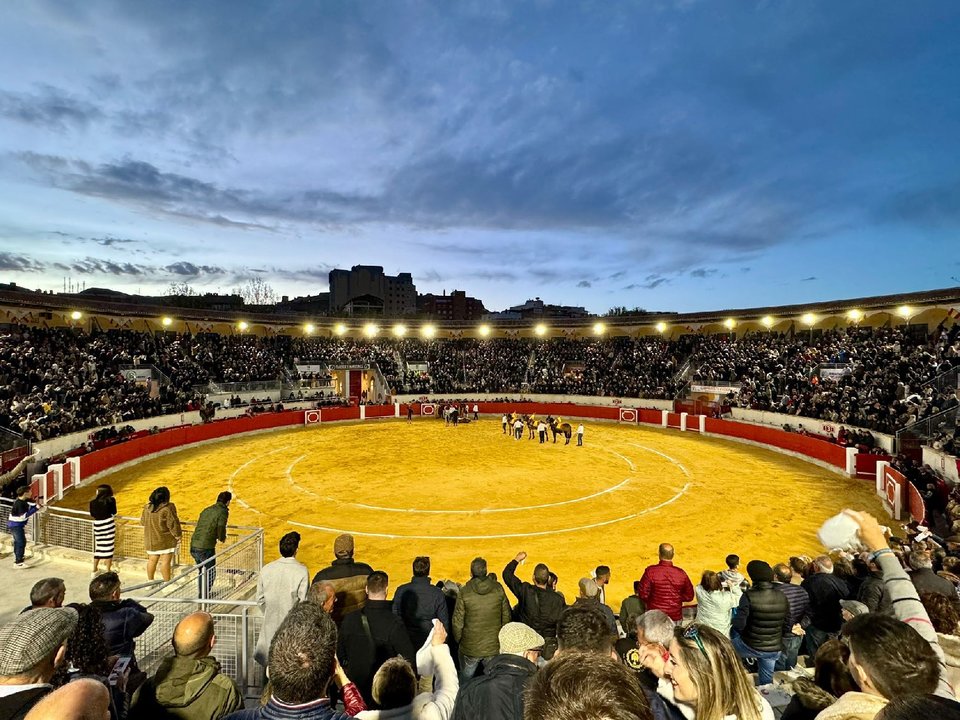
left=489, top=297, right=590, bottom=320
left=328, top=265, right=416, bottom=316
left=417, top=289, right=486, bottom=322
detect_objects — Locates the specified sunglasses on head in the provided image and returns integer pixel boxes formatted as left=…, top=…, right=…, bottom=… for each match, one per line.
left=682, top=625, right=709, bottom=662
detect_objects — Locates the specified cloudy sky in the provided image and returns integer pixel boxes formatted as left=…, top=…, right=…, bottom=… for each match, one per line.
left=0, top=1, right=957, bottom=313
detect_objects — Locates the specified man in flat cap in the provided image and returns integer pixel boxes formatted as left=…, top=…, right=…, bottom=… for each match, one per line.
left=0, top=606, right=79, bottom=719
left=313, top=533, right=373, bottom=624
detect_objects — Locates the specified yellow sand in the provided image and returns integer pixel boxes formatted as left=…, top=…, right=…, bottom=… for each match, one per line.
left=59, top=418, right=884, bottom=609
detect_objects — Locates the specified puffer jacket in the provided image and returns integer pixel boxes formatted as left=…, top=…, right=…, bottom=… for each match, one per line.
left=133, top=655, right=242, bottom=720
left=141, top=502, right=182, bottom=552
left=453, top=574, right=512, bottom=658
left=637, top=561, right=694, bottom=622
left=313, top=557, right=374, bottom=623
left=732, top=582, right=788, bottom=653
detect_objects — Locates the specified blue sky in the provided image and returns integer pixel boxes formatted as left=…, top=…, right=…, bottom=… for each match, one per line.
left=0, top=1, right=958, bottom=313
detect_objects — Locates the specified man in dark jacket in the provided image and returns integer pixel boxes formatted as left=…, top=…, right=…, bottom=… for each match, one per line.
left=190, top=491, right=231, bottom=598
left=392, top=556, right=450, bottom=649
left=801, top=555, right=850, bottom=655
left=337, top=570, right=417, bottom=707
left=132, top=611, right=242, bottom=720
left=453, top=557, right=512, bottom=682
left=772, top=563, right=811, bottom=671
left=909, top=550, right=960, bottom=609
left=502, top=552, right=565, bottom=659
left=857, top=556, right=891, bottom=613
left=450, top=622, right=543, bottom=720
left=89, top=571, right=154, bottom=666
left=730, top=560, right=788, bottom=685
left=313, top=534, right=374, bottom=624
left=636, top=544, right=694, bottom=622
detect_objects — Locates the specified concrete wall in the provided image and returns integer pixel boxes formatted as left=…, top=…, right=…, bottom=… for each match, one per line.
left=729, top=408, right=895, bottom=454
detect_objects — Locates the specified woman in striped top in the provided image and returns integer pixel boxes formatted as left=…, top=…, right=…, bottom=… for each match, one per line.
left=89, top=484, right=117, bottom=576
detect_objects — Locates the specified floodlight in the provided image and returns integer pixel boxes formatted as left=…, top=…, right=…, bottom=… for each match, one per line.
left=421, top=324, right=436, bottom=339
left=161, top=316, right=173, bottom=327
left=70, top=310, right=83, bottom=321
left=334, top=323, right=348, bottom=336
left=593, top=322, right=606, bottom=335
left=237, top=321, right=249, bottom=331
left=478, top=324, right=491, bottom=337
left=723, top=318, right=736, bottom=330
left=364, top=323, right=379, bottom=337
left=761, top=316, right=774, bottom=328
left=801, top=313, right=817, bottom=326
left=392, top=324, right=407, bottom=337
left=304, top=323, right=315, bottom=335
left=897, top=305, right=913, bottom=319
left=847, top=309, right=863, bottom=322
left=655, top=321, right=667, bottom=333
left=534, top=323, right=547, bottom=336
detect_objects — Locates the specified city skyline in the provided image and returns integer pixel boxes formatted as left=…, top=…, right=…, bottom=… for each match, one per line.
left=0, top=2, right=958, bottom=314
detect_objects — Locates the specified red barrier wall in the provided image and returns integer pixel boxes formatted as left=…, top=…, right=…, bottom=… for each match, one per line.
left=855, top=453, right=891, bottom=479
left=908, top=483, right=926, bottom=524
left=1, top=446, right=29, bottom=474
left=666, top=412, right=682, bottom=429
left=703, top=418, right=848, bottom=469
left=365, top=405, right=396, bottom=419
left=639, top=409, right=663, bottom=425
left=321, top=407, right=362, bottom=422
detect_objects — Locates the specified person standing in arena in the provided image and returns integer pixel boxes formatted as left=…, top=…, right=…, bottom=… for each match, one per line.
left=502, top=414, right=509, bottom=435
left=473, top=403, right=479, bottom=420
left=88, top=484, right=116, bottom=577
left=637, top=543, right=694, bottom=622
left=513, top=418, right=524, bottom=440
left=537, top=420, right=547, bottom=443
left=577, top=423, right=584, bottom=446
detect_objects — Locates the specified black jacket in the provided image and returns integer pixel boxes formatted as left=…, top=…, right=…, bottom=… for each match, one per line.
left=774, top=582, right=812, bottom=636
left=392, top=576, right=450, bottom=648
left=91, top=598, right=154, bottom=661
left=502, top=560, right=564, bottom=638
left=450, top=654, right=537, bottom=720
left=911, top=568, right=960, bottom=606
left=857, top=572, right=891, bottom=613
left=337, top=599, right=417, bottom=707
left=732, top=582, right=789, bottom=652
left=801, top=573, right=850, bottom=633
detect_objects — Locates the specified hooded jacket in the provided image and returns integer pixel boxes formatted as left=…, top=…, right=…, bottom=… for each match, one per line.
left=133, top=655, right=242, bottom=720
left=452, top=574, right=512, bottom=658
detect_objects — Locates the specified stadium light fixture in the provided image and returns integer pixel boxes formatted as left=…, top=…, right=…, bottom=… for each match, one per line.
left=304, top=323, right=315, bottom=335
left=801, top=312, right=817, bottom=326
left=161, top=316, right=173, bottom=327
left=593, top=322, right=606, bottom=335
left=534, top=323, right=548, bottom=337
left=392, top=324, right=407, bottom=337
left=655, top=321, right=667, bottom=333
left=70, top=310, right=83, bottom=321
left=761, top=316, right=774, bottom=328
left=897, top=305, right=913, bottom=319
left=478, top=324, right=491, bottom=337
left=364, top=323, right=379, bottom=337
left=847, top=309, right=863, bottom=323
left=237, top=321, right=249, bottom=332
left=334, top=323, right=348, bottom=336
left=421, top=324, right=436, bottom=339
left=723, top=318, right=736, bottom=330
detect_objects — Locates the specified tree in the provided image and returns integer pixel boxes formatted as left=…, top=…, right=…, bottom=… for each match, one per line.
left=234, top=276, right=279, bottom=306
left=604, top=306, right=648, bottom=317
left=166, top=281, right=197, bottom=296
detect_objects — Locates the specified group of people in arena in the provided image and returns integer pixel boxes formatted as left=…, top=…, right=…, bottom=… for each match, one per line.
left=5, top=505, right=960, bottom=719
left=0, top=321, right=957, bottom=448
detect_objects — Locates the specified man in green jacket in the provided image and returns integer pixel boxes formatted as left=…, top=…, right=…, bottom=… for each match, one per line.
left=132, top=611, right=242, bottom=720
left=452, top=557, right=512, bottom=683
left=190, top=492, right=231, bottom=598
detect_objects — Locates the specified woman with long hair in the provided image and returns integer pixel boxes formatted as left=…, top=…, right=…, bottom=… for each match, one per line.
left=665, top=623, right=774, bottom=720
left=89, top=484, right=117, bottom=576
left=694, top=570, right=742, bottom=636
left=140, top=486, right=181, bottom=581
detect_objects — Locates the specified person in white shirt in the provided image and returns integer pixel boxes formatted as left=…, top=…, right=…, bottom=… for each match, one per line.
left=472, top=404, right=479, bottom=420
left=502, top=415, right=509, bottom=435
left=513, top=419, right=524, bottom=440
left=576, top=424, right=585, bottom=446
left=537, top=420, right=548, bottom=443
left=254, top=531, right=310, bottom=667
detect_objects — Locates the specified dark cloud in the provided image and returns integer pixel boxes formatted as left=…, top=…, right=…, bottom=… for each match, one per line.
left=0, top=86, right=103, bottom=130
left=880, top=180, right=960, bottom=228
left=92, top=237, right=138, bottom=247
left=800, top=276, right=817, bottom=282
left=0, top=252, right=45, bottom=272
left=164, top=262, right=226, bottom=276
left=689, top=268, right=717, bottom=278
left=577, top=280, right=591, bottom=288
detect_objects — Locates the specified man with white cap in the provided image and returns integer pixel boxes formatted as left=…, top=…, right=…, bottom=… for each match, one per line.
left=0, top=606, right=79, bottom=719
left=451, top=622, right=543, bottom=720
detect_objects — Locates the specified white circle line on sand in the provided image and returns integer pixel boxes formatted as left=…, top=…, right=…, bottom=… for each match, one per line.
left=288, top=482, right=691, bottom=540
left=227, top=444, right=293, bottom=515
left=625, top=442, right=693, bottom=478
left=283, top=443, right=644, bottom=514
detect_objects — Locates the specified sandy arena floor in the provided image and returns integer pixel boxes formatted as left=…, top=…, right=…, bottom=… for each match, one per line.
left=59, top=417, right=884, bottom=608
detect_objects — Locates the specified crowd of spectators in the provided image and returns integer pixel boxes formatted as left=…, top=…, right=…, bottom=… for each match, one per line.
left=4, top=509, right=960, bottom=719
left=1, top=323, right=958, bottom=450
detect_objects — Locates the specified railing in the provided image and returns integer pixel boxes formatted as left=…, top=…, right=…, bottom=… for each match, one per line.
left=119, top=363, right=172, bottom=387
left=897, top=405, right=960, bottom=447
left=923, top=363, right=960, bottom=395
left=206, top=380, right=283, bottom=395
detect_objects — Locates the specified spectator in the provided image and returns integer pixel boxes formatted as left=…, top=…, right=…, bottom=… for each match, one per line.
left=89, top=484, right=117, bottom=577
left=801, top=555, right=850, bottom=656
left=557, top=603, right=616, bottom=657
left=393, top=556, right=450, bottom=649
left=730, top=560, right=789, bottom=686
left=665, top=624, right=775, bottom=720
left=307, top=580, right=338, bottom=614
left=779, top=640, right=857, bottom=720
left=23, top=678, right=110, bottom=720
left=225, top=601, right=364, bottom=720
left=772, top=563, right=811, bottom=672
left=638, top=544, right=695, bottom=622
left=88, top=571, right=154, bottom=667
left=338, top=571, right=417, bottom=708
left=355, top=621, right=457, bottom=720
left=22, top=578, right=66, bottom=613
left=693, top=570, right=741, bottom=637
left=720, top=554, right=747, bottom=590
left=857, top=556, right=891, bottom=614
left=190, top=491, right=232, bottom=598
left=450, top=622, right=543, bottom=720
left=875, top=695, right=960, bottom=719
left=634, top=610, right=683, bottom=711
left=909, top=550, right=960, bottom=607
left=451, top=557, right=512, bottom=683
left=920, top=592, right=960, bottom=692
left=132, top=611, right=243, bottom=720
left=619, top=580, right=648, bottom=646
left=313, top=534, right=374, bottom=624
left=595, top=564, right=611, bottom=605
left=7, top=484, right=39, bottom=569
left=523, top=651, right=654, bottom=720
left=254, top=531, right=309, bottom=668
left=572, top=577, right=617, bottom=635
left=502, top=552, right=565, bottom=659
left=0, top=606, right=78, bottom=719
left=141, top=486, right=182, bottom=582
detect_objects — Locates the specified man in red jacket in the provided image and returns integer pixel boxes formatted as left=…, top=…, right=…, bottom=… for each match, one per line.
left=636, top=543, right=694, bottom=622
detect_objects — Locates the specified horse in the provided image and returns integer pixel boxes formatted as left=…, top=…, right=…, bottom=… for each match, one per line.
left=549, top=418, right=573, bottom=444
left=525, top=413, right=538, bottom=440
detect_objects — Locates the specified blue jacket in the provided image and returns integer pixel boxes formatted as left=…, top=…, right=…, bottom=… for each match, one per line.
left=392, top=576, right=450, bottom=647
left=225, top=697, right=350, bottom=720
left=7, top=499, right=37, bottom=529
